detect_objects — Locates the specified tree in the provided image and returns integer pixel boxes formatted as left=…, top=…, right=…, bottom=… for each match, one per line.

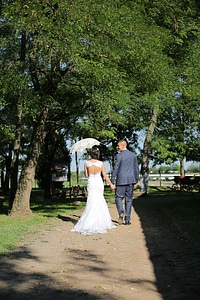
left=36, top=128, right=71, bottom=198
left=137, top=0, right=200, bottom=186
left=1, top=0, right=200, bottom=214
left=2, top=1, right=147, bottom=214
left=149, top=23, right=200, bottom=174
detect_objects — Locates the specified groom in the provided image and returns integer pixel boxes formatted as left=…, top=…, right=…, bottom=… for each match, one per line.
left=111, top=139, right=139, bottom=225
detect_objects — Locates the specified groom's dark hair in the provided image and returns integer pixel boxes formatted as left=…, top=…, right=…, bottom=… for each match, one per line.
left=91, top=145, right=100, bottom=159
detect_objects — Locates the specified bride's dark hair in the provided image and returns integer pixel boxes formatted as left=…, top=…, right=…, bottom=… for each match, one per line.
left=91, top=145, right=100, bottom=159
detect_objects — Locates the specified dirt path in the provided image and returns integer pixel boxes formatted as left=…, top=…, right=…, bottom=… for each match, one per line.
left=0, top=197, right=200, bottom=300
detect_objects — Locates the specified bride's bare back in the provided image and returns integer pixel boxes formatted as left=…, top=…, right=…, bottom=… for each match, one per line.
left=85, top=160, right=102, bottom=176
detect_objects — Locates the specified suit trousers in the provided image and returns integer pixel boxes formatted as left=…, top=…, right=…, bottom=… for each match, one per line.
left=115, top=184, right=134, bottom=222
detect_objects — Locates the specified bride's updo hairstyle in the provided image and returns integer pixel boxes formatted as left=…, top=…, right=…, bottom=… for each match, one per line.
left=91, top=145, right=100, bottom=160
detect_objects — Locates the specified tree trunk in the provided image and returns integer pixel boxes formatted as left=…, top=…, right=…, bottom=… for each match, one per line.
left=10, top=154, right=19, bottom=209
left=10, top=32, right=26, bottom=208
left=10, top=106, right=48, bottom=216
left=44, top=133, right=54, bottom=198
left=10, top=97, right=23, bottom=208
left=180, top=159, right=185, bottom=177
left=140, top=105, right=158, bottom=193
left=1, top=171, right=4, bottom=190
left=75, top=151, right=79, bottom=185
left=4, top=149, right=12, bottom=194
left=44, top=159, right=53, bottom=198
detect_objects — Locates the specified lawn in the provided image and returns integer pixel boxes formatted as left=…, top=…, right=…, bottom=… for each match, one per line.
left=0, top=186, right=115, bottom=255
left=0, top=187, right=199, bottom=255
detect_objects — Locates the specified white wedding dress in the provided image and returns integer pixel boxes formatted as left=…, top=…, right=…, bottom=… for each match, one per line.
left=71, top=160, right=116, bottom=235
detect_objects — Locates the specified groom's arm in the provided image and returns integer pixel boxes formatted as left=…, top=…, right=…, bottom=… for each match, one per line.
left=134, top=156, right=139, bottom=183
left=111, top=153, right=121, bottom=184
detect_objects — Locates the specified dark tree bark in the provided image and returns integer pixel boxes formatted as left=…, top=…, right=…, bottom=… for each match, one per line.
left=10, top=97, right=23, bottom=208
left=180, top=158, right=185, bottom=177
left=10, top=32, right=26, bottom=208
left=10, top=106, right=48, bottom=216
left=140, top=105, right=158, bottom=193
left=3, top=149, right=12, bottom=194
left=75, top=151, right=79, bottom=185
left=44, top=134, right=54, bottom=198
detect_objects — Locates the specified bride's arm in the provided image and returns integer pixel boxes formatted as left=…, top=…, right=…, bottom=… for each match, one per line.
left=84, top=163, right=89, bottom=178
left=101, top=163, right=115, bottom=189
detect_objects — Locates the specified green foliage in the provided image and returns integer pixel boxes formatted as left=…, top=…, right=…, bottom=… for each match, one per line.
left=187, top=163, right=200, bottom=173
left=1, top=0, right=200, bottom=205
left=140, top=0, right=200, bottom=166
left=150, top=164, right=180, bottom=174
left=158, top=164, right=180, bottom=173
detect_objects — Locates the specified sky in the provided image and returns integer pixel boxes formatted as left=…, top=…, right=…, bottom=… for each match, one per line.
left=68, top=132, right=146, bottom=173
left=68, top=137, right=196, bottom=174
left=69, top=151, right=195, bottom=174
left=70, top=152, right=111, bottom=173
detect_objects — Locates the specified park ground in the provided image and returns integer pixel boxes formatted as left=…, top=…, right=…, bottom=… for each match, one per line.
left=0, top=189, right=200, bottom=300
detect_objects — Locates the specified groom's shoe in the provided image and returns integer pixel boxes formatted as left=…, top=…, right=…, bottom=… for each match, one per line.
left=118, top=213, right=124, bottom=225
left=125, top=221, right=131, bottom=225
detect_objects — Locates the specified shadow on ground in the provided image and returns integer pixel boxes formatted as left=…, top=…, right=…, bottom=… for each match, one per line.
left=133, top=191, right=200, bottom=300
left=0, top=246, right=117, bottom=300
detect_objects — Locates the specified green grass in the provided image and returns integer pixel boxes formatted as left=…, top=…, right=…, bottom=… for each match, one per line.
left=0, top=214, right=46, bottom=254
left=0, top=187, right=199, bottom=255
left=164, top=195, right=200, bottom=242
left=0, top=189, right=87, bottom=255
left=0, top=186, right=115, bottom=255
left=30, top=190, right=86, bottom=218
left=143, top=187, right=200, bottom=243
left=104, top=186, right=116, bottom=203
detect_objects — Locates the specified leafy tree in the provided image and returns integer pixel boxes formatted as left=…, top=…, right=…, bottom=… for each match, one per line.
left=1, top=0, right=148, bottom=214
left=1, top=0, right=200, bottom=214
left=36, top=128, right=71, bottom=198
left=150, top=23, right=200, bottom=174
left=137, top=0, right=200, bottom=188
left=1, top=1, right=88, bottom=214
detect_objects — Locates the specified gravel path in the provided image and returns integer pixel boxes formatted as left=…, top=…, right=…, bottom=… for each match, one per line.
left=0, top=194, right=200, bottom=300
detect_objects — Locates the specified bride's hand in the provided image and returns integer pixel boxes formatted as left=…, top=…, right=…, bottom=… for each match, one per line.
left=110, top=184, right=116, bottom=190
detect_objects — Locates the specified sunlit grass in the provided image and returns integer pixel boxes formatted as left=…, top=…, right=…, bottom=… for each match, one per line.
left=0, top=186, right=115, bottom=255
left=104, top=186, right=116, bottom=203
left=0, top=186, right=199, bottom=255
left=0, top=214, right=46, bottom=254
left=0, top=189, right=86, bottom=255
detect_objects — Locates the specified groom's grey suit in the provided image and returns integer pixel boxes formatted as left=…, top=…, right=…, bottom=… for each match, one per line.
left=111, top=149, right=139, bottom=223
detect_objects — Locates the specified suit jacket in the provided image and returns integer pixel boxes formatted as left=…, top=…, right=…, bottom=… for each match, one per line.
left=111, top=149, right=139, bottom=185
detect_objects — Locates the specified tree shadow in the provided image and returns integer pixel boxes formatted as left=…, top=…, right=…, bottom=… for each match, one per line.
left=57, top=213, right=80, bottom=225
left=133, top=192, right=200, bottom=300
left=0, top=247, right=117, bottom=300
left=0, top=226, right=166, bottom=300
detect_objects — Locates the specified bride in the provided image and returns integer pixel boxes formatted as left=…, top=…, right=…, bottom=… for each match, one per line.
left=71, top=145, right=116, bottom=235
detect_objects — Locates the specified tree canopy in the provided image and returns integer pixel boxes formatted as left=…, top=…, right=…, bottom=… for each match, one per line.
left=0, top=0, right=200, bottom=214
